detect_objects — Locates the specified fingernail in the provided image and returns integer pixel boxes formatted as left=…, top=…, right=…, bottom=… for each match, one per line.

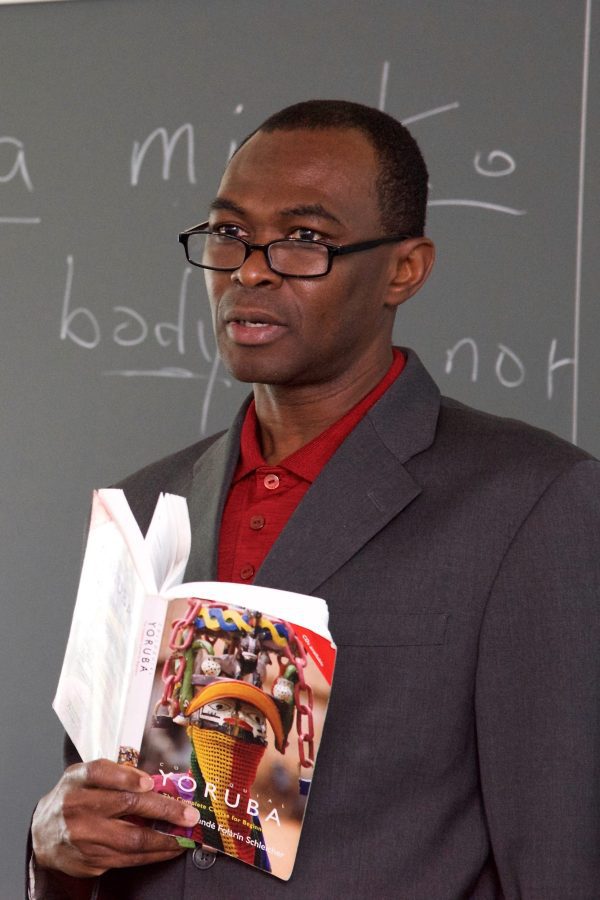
left=183, top=805, right=200, bottom=825
left=139, top=775, right=154, bottom=791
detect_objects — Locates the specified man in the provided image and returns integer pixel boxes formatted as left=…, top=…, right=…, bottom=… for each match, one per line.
left=30, top=100, right=600, bottom=899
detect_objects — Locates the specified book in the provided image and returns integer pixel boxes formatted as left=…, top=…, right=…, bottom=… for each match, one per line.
left=53, top=489, right=336, bottom=881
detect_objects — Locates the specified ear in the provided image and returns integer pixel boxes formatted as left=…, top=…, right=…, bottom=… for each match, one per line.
left=385, top=237, right=435, bottom=309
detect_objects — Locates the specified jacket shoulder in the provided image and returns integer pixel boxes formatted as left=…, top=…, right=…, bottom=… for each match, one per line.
left=435, top=395, right=594, bottom=480
left=115, top=431, right=226, bottom=533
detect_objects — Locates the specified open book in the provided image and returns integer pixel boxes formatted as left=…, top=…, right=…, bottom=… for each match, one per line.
left=53, top=489, right=336, bottom=881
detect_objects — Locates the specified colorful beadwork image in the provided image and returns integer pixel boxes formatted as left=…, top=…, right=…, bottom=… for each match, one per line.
left=135, top=596, right=334, bottom=880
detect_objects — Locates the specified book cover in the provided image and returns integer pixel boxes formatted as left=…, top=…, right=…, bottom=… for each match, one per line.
left=133, top=591, right=335, bottom=880
left=53, top=490, right=336, bottom=881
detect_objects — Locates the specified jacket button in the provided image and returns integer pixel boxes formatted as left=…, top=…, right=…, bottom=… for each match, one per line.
left=192, top=846, right=217, bottom=869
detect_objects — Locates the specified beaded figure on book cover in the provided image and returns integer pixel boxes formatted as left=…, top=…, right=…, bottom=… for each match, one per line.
left=132, top=596, right=334, bottom=880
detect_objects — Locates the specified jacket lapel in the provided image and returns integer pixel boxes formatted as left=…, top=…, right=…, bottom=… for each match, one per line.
left=255, top=350, right=440, bottom=595
left=183, top=350, right=440, bottom=592
left=184, top=399, right=249, bottom=581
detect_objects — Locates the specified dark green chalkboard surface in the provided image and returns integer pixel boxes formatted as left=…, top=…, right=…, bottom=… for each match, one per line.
left=1, top=1, right=597, bottom=894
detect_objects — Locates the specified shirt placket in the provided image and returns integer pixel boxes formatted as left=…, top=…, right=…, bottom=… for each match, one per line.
left=234, top=466, right=286, bottom=582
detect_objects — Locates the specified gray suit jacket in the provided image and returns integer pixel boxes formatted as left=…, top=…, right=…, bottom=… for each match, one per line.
left=60, top=350, right=600, bottom=899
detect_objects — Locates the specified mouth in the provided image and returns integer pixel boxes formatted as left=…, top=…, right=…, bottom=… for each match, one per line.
left=224, top=308, right=285, bottom=326
left=223, top=310, right=288, bottom=346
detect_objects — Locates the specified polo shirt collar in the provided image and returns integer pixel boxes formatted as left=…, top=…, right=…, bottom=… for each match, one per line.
left=233, top=349, right=406, bottom=485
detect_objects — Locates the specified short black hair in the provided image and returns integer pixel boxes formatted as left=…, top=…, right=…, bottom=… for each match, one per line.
left=240, top=99, right=428, bottom=236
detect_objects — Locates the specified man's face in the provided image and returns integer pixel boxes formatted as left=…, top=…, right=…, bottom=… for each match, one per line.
left=205, top=127, right=404, bottom=389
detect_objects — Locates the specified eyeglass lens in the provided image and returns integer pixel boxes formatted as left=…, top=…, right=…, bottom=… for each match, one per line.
left=186, top=232, right=329, bottom=276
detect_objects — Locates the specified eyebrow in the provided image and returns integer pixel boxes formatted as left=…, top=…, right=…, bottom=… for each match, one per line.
left=209, top=197, right=246, bottom=216
left=209, top=197, right=343, bottom=226
left=279, top=204, right=342, bottom=226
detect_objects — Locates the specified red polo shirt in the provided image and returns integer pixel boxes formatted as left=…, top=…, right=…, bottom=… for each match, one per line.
left=217, top=349, right=406, bottom=583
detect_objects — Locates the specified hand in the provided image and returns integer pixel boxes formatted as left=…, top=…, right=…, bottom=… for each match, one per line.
left=31, top=759, right=200, bottom=878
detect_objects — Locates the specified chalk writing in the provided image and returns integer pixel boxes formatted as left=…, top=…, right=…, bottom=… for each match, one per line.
left=47, top=54, right=584, bottom=441
left=105, top=354, right=225, bottom=435
left=445, top=338, right=479, bottom=382
left=130, top=124, right=196, bottom=186
left=379, top=61, right=390, bottom=111
left=547, top=339, right=575, bottom=400
left=0, top=216, right=41, bottom=224
left=445, top=337, right=574, bottom=400
left=130, top=107, right=249, bottom=184
left=402, top=101, right=460, bottom=126
left=428, top=198, right=525, bottom=216
left=60, top=257, right=210, bottom=359
left=381, top=62, right=524, bottom=216
left=0, top=136, right=33, bottom=190
left=228, top=103, right=245, bottom=161
left=0, top=133, right=40, bottom=224
left=60, top=255, right=99, bottom=349
left=496, top=344, right=525, bottom=388
left=58, top=256, right=232, bottom=434
left=474, top=150, right=516, bottom=177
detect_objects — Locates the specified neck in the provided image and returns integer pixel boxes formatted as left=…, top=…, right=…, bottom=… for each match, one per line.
left=253, top=350, right=394, bottom=464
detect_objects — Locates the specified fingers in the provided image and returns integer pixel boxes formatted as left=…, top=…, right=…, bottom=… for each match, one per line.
left=64, top=758, right=155, bottom=793
left=52, top=819, right=188, bottom=877
left=32, top=760, right=201, bottom=878
left=63, top=777, right=199, bottom=830
left=64, top=758, right=200, bottom=826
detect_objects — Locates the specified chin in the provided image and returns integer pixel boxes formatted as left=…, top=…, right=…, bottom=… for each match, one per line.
left=220, top=358, right=286, bottom=386
left=218, top=346, right=293, bottom=386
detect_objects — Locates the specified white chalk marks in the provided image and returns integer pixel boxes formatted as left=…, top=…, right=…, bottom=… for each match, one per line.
left=445, top=337, right=575, bottom=399
left=0, top=136, right=33, bottom=190
left=58, top=256, right=230, bottom=435
left=228, top=102, right=245, bottom=160
left=379, top=61, right=390, bottom=111
left=380, top=63, right=524, bottom=217
left=402, top=102, right=460, bottom=126
left=0, top=133, right=41, bottom=224
left=131, top=124, right=196, bottom=186
left=0, top=216, right=41, bottom=224
left=130, top=104, right=247, bottom=184
left=445, top=338, right=479, bottom=383
left=428, top=199, right=525, bottom=216
left=474, top=150, right=516, bottom=177
left=61, top=258, right=204, bottom=359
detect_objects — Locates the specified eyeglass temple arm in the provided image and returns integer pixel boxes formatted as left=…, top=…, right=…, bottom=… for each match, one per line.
left=332, top=234, right=412, bottom=257
left=178, top=222, right=210, bottom=241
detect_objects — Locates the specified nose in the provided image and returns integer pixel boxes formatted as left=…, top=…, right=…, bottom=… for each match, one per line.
left=232, top=247, right=283, bottom=288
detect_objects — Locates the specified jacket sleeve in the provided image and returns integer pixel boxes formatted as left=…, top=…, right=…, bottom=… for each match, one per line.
left=475, top=459, right=600, bottom=898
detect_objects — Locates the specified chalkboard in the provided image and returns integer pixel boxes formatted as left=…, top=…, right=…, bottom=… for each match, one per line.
left=1, top=0, right=597, bottom=893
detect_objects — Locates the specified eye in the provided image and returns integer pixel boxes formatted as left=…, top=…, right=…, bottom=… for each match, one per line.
left=211, top=222, right=245, bottom=238
left=288, top=227, right=325, bottom=243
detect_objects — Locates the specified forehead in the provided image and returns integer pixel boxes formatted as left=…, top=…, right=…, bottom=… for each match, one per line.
left=216, top=128, right=380, bottom=229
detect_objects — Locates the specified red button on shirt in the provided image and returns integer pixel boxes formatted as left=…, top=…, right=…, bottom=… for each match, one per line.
left=240, top=564, right=255, bottom=580
left=218, top=349, right=406, bottom=583
left=250, top=515, right=265, bottom=530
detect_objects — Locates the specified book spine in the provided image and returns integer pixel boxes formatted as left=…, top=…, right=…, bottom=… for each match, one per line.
left=117, top=594, right=167, bottom=765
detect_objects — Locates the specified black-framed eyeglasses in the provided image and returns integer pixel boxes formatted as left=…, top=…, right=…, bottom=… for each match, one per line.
left=178, top=221, right=412, bottom=278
